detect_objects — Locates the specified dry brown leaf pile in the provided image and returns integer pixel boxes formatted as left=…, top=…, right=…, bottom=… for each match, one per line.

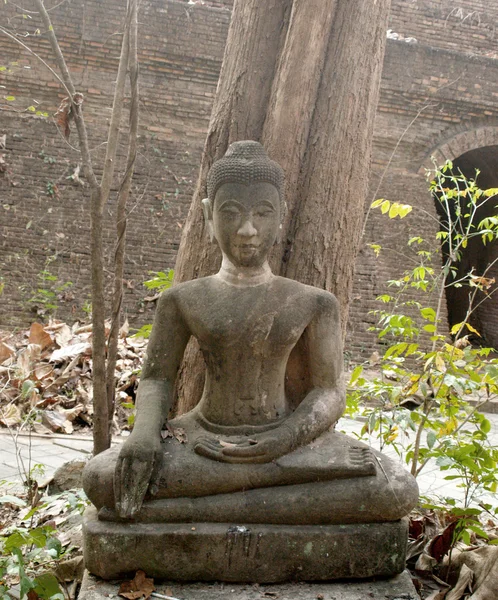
left=408, top=510, right=498, bottom=600
left=0, top=319, right=146, bottom=435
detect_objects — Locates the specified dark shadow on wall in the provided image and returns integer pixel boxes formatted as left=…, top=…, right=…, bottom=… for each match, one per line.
left=433, top=145, right=498, bottom=348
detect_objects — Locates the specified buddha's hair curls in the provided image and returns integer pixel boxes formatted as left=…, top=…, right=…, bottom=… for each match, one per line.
left=207, top=141, right=285, bottom=208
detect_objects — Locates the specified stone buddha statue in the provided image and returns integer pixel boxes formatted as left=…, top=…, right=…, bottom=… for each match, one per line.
left=82, top=141, right=418, bottom=582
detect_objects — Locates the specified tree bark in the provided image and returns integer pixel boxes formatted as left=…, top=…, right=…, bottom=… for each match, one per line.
left=173, top=0, right=291, bottom=414
left=280, top=0, right=391, bottom=334
left=174, top=0, right=391, bottom=414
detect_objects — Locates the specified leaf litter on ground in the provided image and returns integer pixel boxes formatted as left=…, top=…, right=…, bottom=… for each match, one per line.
left=0, top=318, right=145, bottom=435
left=408, top=508, right=498, bottom=599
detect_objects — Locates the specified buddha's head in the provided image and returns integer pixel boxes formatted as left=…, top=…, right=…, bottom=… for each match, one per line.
left=204, top=141, right=285, bottom=268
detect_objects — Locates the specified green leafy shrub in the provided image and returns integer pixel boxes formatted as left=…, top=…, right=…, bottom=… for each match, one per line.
left=347, top=161, right=498, bottom=541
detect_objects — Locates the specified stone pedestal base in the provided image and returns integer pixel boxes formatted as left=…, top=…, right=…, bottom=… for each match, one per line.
left=79, top=570, right=419, bottom=600
left=83, top=507, right=408, bottom=582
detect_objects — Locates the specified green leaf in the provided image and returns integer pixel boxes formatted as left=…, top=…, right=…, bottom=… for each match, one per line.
left=465, top=323, right=481, bottom=337
left=427, top=431, right=437, bottom=449
left=28, top=528, right=47, bottom=548
left=132, top=324, right=152, bottom=339
left=388, top=203, right=399, bottom=218
left=420, top=307, right=436, bottom=322
left=33, top=573, right=64, bottom=600
left=398, top=204, right=413, bottom=218
left=4, top=96, right=16, bottom=102
left=381, top=200, right=391, bottom=214
left=480, top=418, right=491, bottom=434
left=21, top=380, right=35, bottom=399
left=4, top=531, right=28, bottom=553
left=423, top=324, right=436, bottom=333
left=349, top=365, right=363, bottom=386
left=369, top=244, right=382, bottom=256
left=46, top=536, right=62, bottom=558
left=406, top=343, right=419, bottom=356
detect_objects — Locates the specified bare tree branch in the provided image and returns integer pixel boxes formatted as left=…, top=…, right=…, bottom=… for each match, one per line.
left=31, top=0, right=98, bottom=189
left=106, top=0, right=140, bottom=435
left=99, top=2, right=132, bottom=208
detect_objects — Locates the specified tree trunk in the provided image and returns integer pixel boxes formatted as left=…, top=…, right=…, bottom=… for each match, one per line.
left=173, top=0, right=391, bottom=414
left=280, top=0, right=391, bottom=334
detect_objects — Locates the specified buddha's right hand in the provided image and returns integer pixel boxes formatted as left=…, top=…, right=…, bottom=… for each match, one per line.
left=114, top=433, right=163, bottom=518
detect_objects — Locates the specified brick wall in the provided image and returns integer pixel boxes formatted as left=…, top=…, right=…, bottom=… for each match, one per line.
left=1, top=0, right=498, bottom=359
left=346, top=38, right=498, bottom=358
left=388, top=0, right=498, bottom=59
left=0, top=0, right=228, bottom=327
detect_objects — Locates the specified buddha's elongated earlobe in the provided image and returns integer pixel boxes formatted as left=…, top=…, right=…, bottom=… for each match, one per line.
left=202, top=198, right=215, bottom=243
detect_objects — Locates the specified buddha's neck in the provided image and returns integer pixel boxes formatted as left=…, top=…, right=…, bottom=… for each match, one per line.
left=217, top=256, right=273, bottom=287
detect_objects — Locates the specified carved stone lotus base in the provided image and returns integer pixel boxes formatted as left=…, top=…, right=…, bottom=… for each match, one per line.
left=83, top=507, right=408, bottom=582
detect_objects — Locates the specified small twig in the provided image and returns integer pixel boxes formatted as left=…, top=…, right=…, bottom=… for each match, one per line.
left=151, top=593, right=181, bottom=600
left=0, top=26, right=72, bottom=98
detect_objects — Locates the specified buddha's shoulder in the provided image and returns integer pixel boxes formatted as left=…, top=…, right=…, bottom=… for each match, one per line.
left=271, top=276, right=340, bottom=315
left=155, top=276, right=222, bottom=303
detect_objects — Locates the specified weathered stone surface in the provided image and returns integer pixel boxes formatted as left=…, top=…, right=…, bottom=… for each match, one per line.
left=82, top=142, right=417, bottom=582
left=83, top=506, right=408, bottom=582
left=79, top=568, right=419, bottom=600
left=52, top=459, right=87, bottom=492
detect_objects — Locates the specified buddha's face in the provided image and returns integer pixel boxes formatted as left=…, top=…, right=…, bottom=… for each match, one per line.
left=212, top=182, right=280, bottom=268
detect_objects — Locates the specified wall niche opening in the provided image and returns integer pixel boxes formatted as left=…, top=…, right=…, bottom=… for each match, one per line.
left=433, top=145, right=498, bottom=348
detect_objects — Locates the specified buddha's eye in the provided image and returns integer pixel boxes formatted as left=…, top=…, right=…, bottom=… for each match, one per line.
left=254, top=208, right=274, bottom=217
left=220, top=207, right=240, bottom=219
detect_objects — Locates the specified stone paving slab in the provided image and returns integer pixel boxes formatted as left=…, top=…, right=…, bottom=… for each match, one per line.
left=0, top=431, right=95, bottom=486
left=79, top=570, right=419, bottom=600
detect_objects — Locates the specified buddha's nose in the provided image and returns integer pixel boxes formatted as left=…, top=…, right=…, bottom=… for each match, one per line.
left=237, top=219, right=257, bottom=237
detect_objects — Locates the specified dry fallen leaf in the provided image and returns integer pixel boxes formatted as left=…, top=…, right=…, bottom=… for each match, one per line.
left=17, top=344, right=42, bottom=379
left=429, top=521, right=460, bottom=562
left=163, top=424, right=187, bottom=444
left=41, top=410, right=72, bottom=433
left=54, top=324, right=73, bottom=348
left=120, top=318, right=130, bottom=338
left=425, top=591, right=448, bottom=600
left=0, top=404, right=22, bottom=427
left=28, top=323, right=53, bottom=350
left=446, top=563, right=473, bottom=600
left=0, top=341, right=15, bottom=364
left=118, top=570, right=155, bottom=600
left=34, top=363, right=54, bottom=381
left=49, top=342, right=91, bottom=363
left=446, top=546, right=498, bottom=600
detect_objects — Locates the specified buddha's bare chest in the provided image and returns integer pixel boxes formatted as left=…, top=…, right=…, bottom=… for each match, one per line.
left=182, top=293, right=311, bottom=353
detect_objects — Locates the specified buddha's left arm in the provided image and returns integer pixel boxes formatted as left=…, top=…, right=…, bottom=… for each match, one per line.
left=283, top=292, right=345, bottom=448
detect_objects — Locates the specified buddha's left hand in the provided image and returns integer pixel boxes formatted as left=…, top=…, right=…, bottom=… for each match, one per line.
left=194, top=428, right=294, bottom=463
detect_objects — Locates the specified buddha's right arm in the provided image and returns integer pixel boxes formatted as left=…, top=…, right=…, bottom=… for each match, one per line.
left=115, top=290, right=190, bottom=517
left=131, top=289, right=191, bottom=437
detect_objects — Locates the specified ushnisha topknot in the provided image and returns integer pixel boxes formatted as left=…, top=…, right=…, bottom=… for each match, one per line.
left=207, top=141, right=285, bottom=207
